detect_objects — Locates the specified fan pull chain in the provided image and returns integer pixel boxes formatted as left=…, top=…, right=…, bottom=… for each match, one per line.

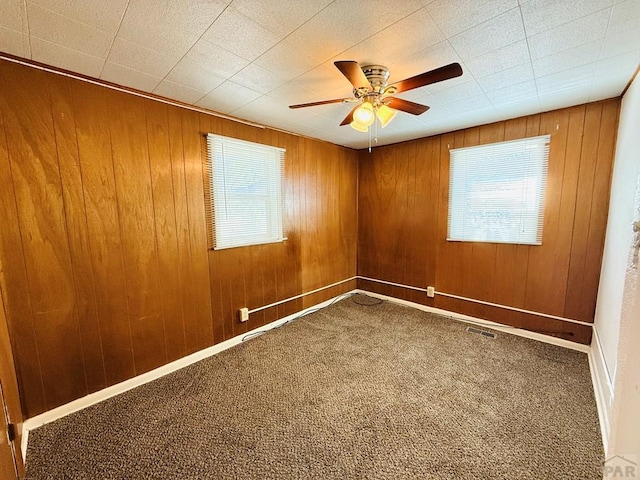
left=375, top=117, right=379, bottom=144
left=368, top=116, right=380, bottom=153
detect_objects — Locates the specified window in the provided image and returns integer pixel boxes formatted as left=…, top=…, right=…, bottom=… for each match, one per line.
left=447, top=135, right=550, bottom=245
left=206, top=134, right=285, bottom=250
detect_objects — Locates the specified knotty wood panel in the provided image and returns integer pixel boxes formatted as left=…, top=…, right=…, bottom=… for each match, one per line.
left=0, top=59, right=358, bottom=418
left=358, top=99, right=620, bottom=344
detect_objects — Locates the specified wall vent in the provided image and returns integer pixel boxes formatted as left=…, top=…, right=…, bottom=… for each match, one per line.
left=466, top=326, right=496, bottom=339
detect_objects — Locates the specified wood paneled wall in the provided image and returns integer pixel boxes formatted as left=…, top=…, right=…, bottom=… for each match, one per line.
left=0, top=59, right=358, bottom=418
left=358, top=100, right=620, bottom=344
left=0, top=282, right=24, bottom=478
left=0, top=56, right=621, bottom=418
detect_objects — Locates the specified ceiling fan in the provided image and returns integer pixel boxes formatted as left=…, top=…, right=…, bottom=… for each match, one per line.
left=289, top=61, right=463, bottom=132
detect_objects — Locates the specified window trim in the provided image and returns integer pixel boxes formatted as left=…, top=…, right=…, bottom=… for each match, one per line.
left=447, top=134, right=550, bottom=246
left=205, top=133, right=286, bottom=251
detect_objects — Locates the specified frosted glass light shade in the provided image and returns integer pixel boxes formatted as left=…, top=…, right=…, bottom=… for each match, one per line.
left=376, top=104, right=397, bottom=128
left=353, top=102, right=374, bottom=126
left=350, top=120, right=369, bottom=132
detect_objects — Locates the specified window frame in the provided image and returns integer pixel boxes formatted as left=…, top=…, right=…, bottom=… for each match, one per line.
left=447, top=135, right=551, bottom=246
left=205, top=133, right=286, bottom=251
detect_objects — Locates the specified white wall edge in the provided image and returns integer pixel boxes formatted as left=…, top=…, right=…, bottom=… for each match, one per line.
left=21, top=290, right=356, bottom=460
left=354, top=289, right=590, bottom=353
left=588, top=327, right=613, bottom=453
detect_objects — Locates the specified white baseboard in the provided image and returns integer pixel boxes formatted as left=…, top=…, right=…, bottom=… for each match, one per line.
left=355, top=289, right=590, bottom=353
left=21, top=291, right=356, bottom=460
left=589, top=327, right=613, bottom=453
left=21, top=288, right=599, bottom=460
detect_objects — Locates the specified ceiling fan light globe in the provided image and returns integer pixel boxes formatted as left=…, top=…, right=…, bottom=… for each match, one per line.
left=350, top=120, right=369, bottom=132
left=353, top=102, right=375, bottom=126
left=376, top=104, right=397, bottom=128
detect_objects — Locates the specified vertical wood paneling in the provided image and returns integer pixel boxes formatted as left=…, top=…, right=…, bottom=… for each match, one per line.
left=563, top=105, right=594, bottom=320
left=524, top=110, right=570, bottom=316
left=576, top=100, right=619, bottom=320
left=290, top=134, right=305, bottom=313
left=263, top=250, right=279, bottom=327
left=360, top=99, right=620, bottom=344
left=145, top=99, right=187, bottom=361
left=434, top=131, right=456, bottom=304
left=246, top=244, right=264, bottom=331
left=424, top=138, right=440, bottom=296
left=198, top=114, right=225, bottom=344
left=390, top=143, right=411, bottom=296
left=0, top=60, right=358, bottom=417
left=166, top=105, right=202, bottom=348
left=0, top=92, right=47, bottom=417
left=72, top=81, right=136, bottom=386
left=302, top=138, right=319, bottom=298
left=49, top=75, right=106, bottom=394
left=0, top=281, right=24, bottom=478
left=107, top=90, right=167, bottom=375
left=180, top=110, right=214, bottom=352
left=276, top=131, right=302, bottom=319
left=435, top=130, right=467, bottom=305
left=344, top=143, right=357, bottom=279
left=404, top=141, right=420, bottom=303
left=1, top=64, right=87, bottom=409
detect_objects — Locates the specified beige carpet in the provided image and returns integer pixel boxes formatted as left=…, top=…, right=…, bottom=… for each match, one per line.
left=25, top=294, right=603, bottom=479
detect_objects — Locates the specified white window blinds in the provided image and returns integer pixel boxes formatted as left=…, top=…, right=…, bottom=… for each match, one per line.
left=206, top=134, right=285, bottom=250
left=448, top=135, right=550, bottom=245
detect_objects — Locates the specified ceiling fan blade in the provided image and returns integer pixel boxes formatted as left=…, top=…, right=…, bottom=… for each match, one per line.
left=289, top=98, right=351, bottom=109
left=384, top=97, right=430, bottom=115
left=334, top=61, right=372, bottom=91
left=387, top=63, right=463, bottom=94
left=340, top=104, right=361, bottom=126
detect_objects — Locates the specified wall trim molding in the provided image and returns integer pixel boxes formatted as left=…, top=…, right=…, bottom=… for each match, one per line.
left=0, top=53, right=267, bottom=130
left=21, top=290, right=356, bottom=460
left=356, top=276, right=593, bottom=327
left=354, top=289, right=590, bottom=353
left=249, top=277, right=356, bottom=314
left=588, top=327, right=613, bottom=453
left=0, top=52, right=358, bottom=148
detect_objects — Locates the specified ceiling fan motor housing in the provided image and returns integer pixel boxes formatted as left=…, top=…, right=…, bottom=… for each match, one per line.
left=360, top=65, right=389, bottom=93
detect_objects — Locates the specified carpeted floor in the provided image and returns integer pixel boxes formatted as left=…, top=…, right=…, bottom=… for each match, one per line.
left=25, top=295, right=603, bottom=479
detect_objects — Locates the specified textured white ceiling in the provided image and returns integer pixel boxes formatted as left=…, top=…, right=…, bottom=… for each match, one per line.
left=1, top=0, right=639, bottom=149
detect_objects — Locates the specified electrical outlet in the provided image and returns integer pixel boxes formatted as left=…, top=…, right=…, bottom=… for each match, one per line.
left=239, top=307, right=249, bottom=322
left=426, top=286, right=435, bottom=298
